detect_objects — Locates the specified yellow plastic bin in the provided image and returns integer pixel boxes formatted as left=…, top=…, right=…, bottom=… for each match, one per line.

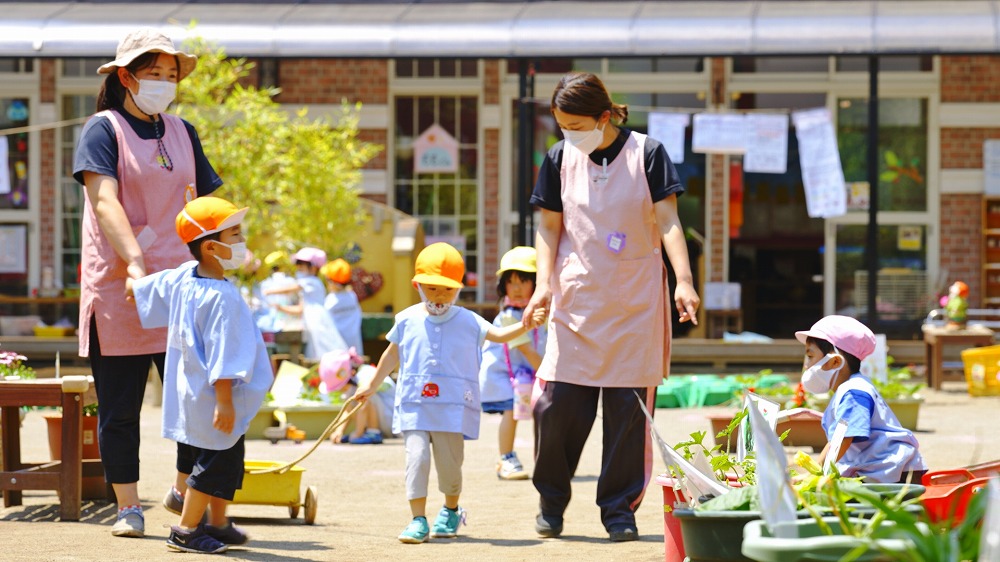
left=960, top=345, right=1000, bottom=396
left=233, top=460, right=318, bottom=524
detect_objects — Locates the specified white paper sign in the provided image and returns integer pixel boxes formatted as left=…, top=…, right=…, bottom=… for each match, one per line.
left=792, top=108, right=847, bottom=218
left=749, top=399, right=798, bottom=539
left=0, top=137, right=10, bottom=195
left=414, top=124, right=459, bottom=173
left=737, top=393, right=780, bottom=462
left=744, top=114, right=789, bottom=174
left=0, top=224, right=26, bottom=274
left=703, top=282, right=741, bottom=311
left=984, top=140, right=1000, bottom=196
left=693, top=113, right=747, bottom=154
left=860, top=334, right=888, bottom=384
left=648, top=112, right=689, bottom=164
left=980, top=478, right=1000, bottom=561
left=824, top=419, right=849, bottom=475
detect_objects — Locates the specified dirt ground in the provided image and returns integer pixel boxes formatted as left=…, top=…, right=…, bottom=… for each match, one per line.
left=4, top=381, right=1000, bottom=562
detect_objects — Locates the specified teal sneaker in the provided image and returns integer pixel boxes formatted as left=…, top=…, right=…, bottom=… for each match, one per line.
left=430, top=506, right=466, bottom=538
left=398, top=516, right=429, bottom=544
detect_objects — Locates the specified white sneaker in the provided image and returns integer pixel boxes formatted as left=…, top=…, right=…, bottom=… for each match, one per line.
left=496, top=453, right=530, bottom=480
left=111, top=506, right=145, bottom=538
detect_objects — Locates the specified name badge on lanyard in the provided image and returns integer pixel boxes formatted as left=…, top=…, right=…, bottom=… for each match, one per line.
left=607, top=231, right=626, bottom=254
left=591, top=157, right=609, bottom=186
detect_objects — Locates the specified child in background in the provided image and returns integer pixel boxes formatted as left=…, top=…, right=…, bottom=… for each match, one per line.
left=130, top=197, right=274, bottom=553
left=321, top=258, right=364, bottom=355
left=795, top=315, right=927, bottom=484
left=479, top=246, right=547, bottom=480
left=265, top=247, right=347, bottom=360
left=355, top=242, right=547, bottom=544
left=257, top=251, right=300, bottom=333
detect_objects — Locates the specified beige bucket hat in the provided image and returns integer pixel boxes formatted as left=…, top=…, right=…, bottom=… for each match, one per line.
left=97, top=29, right=197, bottom=81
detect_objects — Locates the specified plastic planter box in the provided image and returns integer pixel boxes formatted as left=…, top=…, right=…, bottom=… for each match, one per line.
left=742, top=517, right=912, bottom=562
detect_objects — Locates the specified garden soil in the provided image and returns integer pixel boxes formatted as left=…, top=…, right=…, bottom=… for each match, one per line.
left=4, top=381, right=999, bottom=561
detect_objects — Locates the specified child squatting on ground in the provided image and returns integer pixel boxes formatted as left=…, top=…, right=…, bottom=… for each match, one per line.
left=796, top=315, right=927, bottom=484
left=478, top=246, right=547, bottom=480
left=129, top=196, right=274, bottom=554
left=355, top=242, right=547, bottom=544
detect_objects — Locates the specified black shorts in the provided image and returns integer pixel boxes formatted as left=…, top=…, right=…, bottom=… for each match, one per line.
left=176, top=436, right=246, bottom=501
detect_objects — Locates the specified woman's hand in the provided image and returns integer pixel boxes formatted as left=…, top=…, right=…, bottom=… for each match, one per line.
left=523, top=286, right=551, bottom=329
left=674, top=280, right=700, bottom=325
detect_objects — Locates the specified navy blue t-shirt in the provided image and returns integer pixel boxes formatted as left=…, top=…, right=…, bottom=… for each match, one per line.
left=529, top=127, right=683, bottom=213
left=73, top=108, right=222, bottom=195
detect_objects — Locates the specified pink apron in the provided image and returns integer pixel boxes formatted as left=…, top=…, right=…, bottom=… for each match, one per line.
left=536, top=131, right=671, bottom=388
left=78, top=110, right=196, bottom=357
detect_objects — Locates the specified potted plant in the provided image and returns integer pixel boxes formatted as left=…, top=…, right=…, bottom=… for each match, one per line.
left=1, top=347, right=38, bottom=424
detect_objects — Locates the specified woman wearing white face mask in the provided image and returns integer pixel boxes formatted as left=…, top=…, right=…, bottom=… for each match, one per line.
left=73, top=29, right=222, bottom=538
left=523, top=72, right=700, bottom=542
left=796, top=315, right=927, bottom=484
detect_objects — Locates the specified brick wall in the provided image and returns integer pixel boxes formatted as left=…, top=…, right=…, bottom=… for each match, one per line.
left=483, top=129, right=500, bottom=294
left=358, top=129, right=387, bottom=170
left=276, top=59, right=388, bottom=105
left=40, top=59, right=57, bottom=272
left=484, top=60, right=499, bottom=105
left=941, top=128, right=1000, bottom=168
left=941, top=56, right=1000, bottom=102
left=941, top=194, right=983, bottom=305
left=708, top=58, right=728, bottom=282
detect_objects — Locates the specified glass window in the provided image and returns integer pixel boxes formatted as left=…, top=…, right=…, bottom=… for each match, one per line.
left=61, top=58, right=104, bottom=77
left=609, top=57, right=704, bottom=73
left=1, top=98, right=30, bottom=210
left=507, top=59, right=601, bottom=74
left=395, top=58, right=479, bottom=78
left=60, top=95, right=95, bottom=288
left=837, top=98, right=928, bottom=212
left=394, top=95, right=479, bottom=296
left=0, top=58, right=33, bottom=73
left=733, top=56, right=828, bottom=73
left=836, top=56, right=933, bottom=73
left=834, top=224, right=928, bottom=323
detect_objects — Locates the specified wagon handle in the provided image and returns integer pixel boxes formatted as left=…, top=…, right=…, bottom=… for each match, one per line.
left=249, top=397, right=364, bottom=475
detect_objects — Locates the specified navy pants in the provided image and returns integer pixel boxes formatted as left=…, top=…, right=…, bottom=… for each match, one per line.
left=532, top=381, right=653, bottom=531
left=89, top=319, right=165, bottom=484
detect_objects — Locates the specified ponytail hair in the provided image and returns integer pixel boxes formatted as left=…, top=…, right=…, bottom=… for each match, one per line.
left=550, top=72, right=628, bottom=125
left=95, top=52, right=165, bottom=112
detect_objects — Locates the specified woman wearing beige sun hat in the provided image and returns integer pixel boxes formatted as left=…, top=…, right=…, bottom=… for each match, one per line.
left=72, top=28, right=223, bottom=538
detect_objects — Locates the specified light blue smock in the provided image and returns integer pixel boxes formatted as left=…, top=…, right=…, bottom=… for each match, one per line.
left=387, top=304, right=491, bottom=439
left=297, top=274, right=347, bottom=360
left=822, top=373, right=927, bottom=483
left=479, top=307, right=547, bottom=403
left=133, top=261, right=274, bottom=450
left=324, top=288, right=363, bottom=355
left=257, top=271, right=300, bottom=333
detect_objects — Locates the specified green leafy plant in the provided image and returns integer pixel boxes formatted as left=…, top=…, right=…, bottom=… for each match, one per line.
left=873, top=361, right=924, bottom=399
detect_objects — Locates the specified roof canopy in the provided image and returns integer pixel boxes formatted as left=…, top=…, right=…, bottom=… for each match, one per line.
left=4, top=1, right=1000, bottom=59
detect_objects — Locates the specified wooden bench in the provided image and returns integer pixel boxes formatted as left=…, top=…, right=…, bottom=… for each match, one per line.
left=670, top=338, right=925, bottom=372
left=0, top=336, right=83, bottom=364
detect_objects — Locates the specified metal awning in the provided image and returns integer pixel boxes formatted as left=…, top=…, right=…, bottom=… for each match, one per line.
left=2, top=1, right=1000, bottom=59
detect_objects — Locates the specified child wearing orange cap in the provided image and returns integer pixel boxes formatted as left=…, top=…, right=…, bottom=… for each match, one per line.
left=321, top=258, right=363, bottom=354
left=355, top=242, right=547, bottom=544
left=128, top=196, right=274, bottom=554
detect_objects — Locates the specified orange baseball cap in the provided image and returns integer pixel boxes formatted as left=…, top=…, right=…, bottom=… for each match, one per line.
left=321, top=259, right=352, bottom=284
left=412, top=243, right=464, bottom=289
left=176, top=196, right=248, bottom=244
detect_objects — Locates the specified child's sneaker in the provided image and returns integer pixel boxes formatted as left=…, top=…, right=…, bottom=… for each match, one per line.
left=398, top=516, right=429, bottom=544
left=430, top=506, right=466, bottom=538
left=167, top=525, right=228, bottom=554
left=111, top=505, right=145, bottom=538
left=162, top=487, right=184, bottom=515
left=205, top=522, right=249, bottom=545
left=349, top=430, right=383, bottom=445
left=496, top=452, right=529, bottom=480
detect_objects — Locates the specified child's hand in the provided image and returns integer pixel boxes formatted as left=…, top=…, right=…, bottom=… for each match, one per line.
left=124, top=277, right=135, bottom=302
left=354, top=383, right=375, bottom=402
left=527, top=306, right=548, bottom=329
left=213, top=402, right=235, bottom=434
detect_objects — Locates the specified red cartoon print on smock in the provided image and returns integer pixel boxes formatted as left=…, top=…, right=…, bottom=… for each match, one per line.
left=421, top=382, right=440, bottom=398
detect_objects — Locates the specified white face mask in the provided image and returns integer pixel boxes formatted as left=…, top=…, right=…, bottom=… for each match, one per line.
left=417, top=285, right=458, bottom=317
left=801, top=352, right=842, bottom=394
left=561, top=121, right=606, bottom=155
left=130, top=77, right=176, bottom=115
left=213, top=241, right=248, bottom=271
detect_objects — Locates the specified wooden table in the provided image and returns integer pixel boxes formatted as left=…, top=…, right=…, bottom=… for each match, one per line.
left=0, top=378, right=101, bottom=521
left=921, top=324, right=995, bottom=390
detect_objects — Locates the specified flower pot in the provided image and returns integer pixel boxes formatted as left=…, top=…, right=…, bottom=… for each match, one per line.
left=709, top=409, right=827, bottom=452
left=43, top=413, right=107, bottom=500
left=741, top=517, right=913, bottom=562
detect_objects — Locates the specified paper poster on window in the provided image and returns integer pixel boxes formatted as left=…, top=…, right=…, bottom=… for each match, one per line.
left=703, top=282, right=741, bottom=311
left=648, top=112, right=689, bottom=164
left=897, top=226, right=922, bottom=251
left=744, top=114, right=788, bottom=174
left=0, top=137, right=9, bottom=195
left=984, top=140, right=1000, bottom=196
left=692, top=113, right=747, bottom=154
left=792, top=108, right=847, bottom=218
left=847, top=181, right=869, bottom=211
left=0, top=224, right=27, bottom=273
left=413, top=124, right=459, bottom=173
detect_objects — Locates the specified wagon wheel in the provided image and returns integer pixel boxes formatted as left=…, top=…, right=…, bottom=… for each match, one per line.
left=304, top=486, right=318, bottom=525
left=289, top=504, right=300, bottom=519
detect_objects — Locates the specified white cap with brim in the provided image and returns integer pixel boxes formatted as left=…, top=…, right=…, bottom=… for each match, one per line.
left=97, top=29, right=197, bottom=81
